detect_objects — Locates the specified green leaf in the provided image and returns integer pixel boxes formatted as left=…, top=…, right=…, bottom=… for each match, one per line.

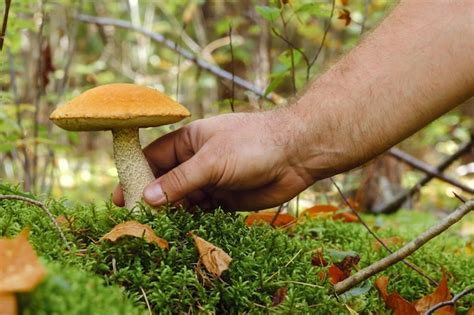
left=264, top=75, right=286, bottom=96
left=255, top=5, right=280, bottom=21
left=295, top=3, right=332, bottom=18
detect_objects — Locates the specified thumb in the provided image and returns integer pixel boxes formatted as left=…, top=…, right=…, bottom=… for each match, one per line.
left=143, top=152, right=214, bottom=206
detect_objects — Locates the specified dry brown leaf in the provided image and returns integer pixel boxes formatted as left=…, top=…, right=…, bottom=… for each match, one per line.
left=340, top=0, right=349, bottom=6
left=375, top=276, right=418, bottom=315
left=245, top=212, right=297, bottom=228
left=414, top=271, right=455, bottom=315
left=338, top=9, right=352, bottom=26
left=0, top=229, right=46, bottom=293
left=328, top=255, right=360, bottom=284
left=311, top=249, right=328, bottom=267
left=467, top=306, right=474, bottom=315
left=190, top=233, right=232, bottom=277
left=100, top=221, right=168, bottom=250
left=0, top=229, right=47, bottom=315
left=272, top=287, right=288, bottom=306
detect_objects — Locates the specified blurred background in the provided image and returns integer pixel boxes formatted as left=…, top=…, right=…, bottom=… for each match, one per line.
left=0, top=0, right=472, bottom=211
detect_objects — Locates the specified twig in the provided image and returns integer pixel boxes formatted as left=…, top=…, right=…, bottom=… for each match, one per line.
left=270, top=203, right=285, bottom=228
left=0, top=0, right=12, bottom=50
left=425, top=285, right=474, bottom=315
left=0, top=194, right=72, bottom=252
left=306, top=0, right=336, bottom=81
left=375, top=139, right=473, bottom=213
left=140, top=286, right=152, bottom=315
left=76, top=14, right=283, bottom=104
left=228, top=24, right=235, bottom=112
left=334, top=199, right=474, bottom=294
left=330, top=177, right=438, bottom=286
left=388, top=148, right=473, bottom=194
left=452, top=191, right=466, bottom=203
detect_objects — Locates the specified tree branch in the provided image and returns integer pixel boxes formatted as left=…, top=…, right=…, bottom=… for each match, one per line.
left=388, top=147, right=473, bottom=194
left=76, top=14, right=284, bottom=104
left=330, top=177, right=438, bottom=286
left=0, top=0, right=12, bottom=50
left=334, top=199, right=474, bottom=294
left=0, top=194, right=72, bottom=252
left=375, top=138, right=473, bottom=213
left=425, top=285, right=474, bottom=314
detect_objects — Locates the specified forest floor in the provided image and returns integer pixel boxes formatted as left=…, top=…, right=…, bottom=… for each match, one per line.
left=0, top=184, right=473, bottom=314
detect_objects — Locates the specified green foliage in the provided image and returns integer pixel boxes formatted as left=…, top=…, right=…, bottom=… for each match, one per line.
left=1, top=185, right=473, bottom=313
left=19, top=263, right=147, bottom=315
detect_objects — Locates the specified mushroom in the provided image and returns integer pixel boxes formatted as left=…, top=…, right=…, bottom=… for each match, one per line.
left=50, top=83, right=190, bottom=209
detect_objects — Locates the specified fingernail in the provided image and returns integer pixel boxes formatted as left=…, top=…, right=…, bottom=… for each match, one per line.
left=144, top=184, right=165, bottom=205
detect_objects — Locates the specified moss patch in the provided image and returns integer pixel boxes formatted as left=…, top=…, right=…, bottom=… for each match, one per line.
left=1, top=184, right=473, bottom=314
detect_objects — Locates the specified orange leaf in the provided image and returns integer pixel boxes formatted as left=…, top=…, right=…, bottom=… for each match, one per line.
left=375, top=276, right=418, bottom=315
left=190, top=233, right=232, bottom=277
left=338, top=9, right=352, bottom=26
left=328, top=255, right=360, bottom=284
left=0, top=229, right=46, bottom=293
left=302, top=205, right=358, bottom=223
left=373, top=236, right=404, bottom=251
left=245, top=212, right=297, bottom=228
left=414, top=271, right=455, bottom=315
left=303, top=205, right=339, bottom=217
left=100, top=221, right=168, bottom=250
left=467, top=306, right=474, bottom=315
left=329, top=265, right=347, bottom=284
left=341, top=0, right=349, bottom=6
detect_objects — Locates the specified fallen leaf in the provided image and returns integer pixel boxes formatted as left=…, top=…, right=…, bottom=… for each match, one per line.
left=338, top=9, right=351, bottom=26
left=414, top=271, right=454, bottom=315
left=328, top=255, right=360, bottom=284
left=190, top=233, right=232, bottom=277
left=0, top=229, right=47, bottom=315
left=302, top=205, right=358, bottom=223
left=375, top=276, right=418, bottom=315
left=100, top=221, right=168, bottom=250
left=245, top=211, right=297, bottom=228
left=272, top=287, right=288, bottom=306
left=373, top=236, right=404, bottom=251
left=0, top=229, right=46, bottom=292
left=467, top=306, right=474, bottom=315
left=311, top=249, right=328, bottom=267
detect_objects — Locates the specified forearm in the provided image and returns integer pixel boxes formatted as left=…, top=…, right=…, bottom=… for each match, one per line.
left=288, top=0, right=474, bottom=179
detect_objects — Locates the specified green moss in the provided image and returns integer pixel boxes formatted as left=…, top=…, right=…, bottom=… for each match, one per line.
left=1, top=184, right=473, bottom=314
left=19, top=263, right=147, bottom=315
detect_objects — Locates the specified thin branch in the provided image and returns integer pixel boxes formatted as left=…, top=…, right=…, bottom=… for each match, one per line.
left=307, top=0, right=336, bottom=81
left=76, top=14, right=283, bottom=104
left=271, top=27, right=310, bottom=69
left=0, top=194, right=72, bottom=251
left=334, top=199, right=474, bottom=294
left=388, top=147, right=473, bottom=194
left=425, top=285, right=474, bottom=315
left=376, top=138, right=473, bottom=213
left=330, top=177, right=438, bottom=286
left=0, top=0, right=12, bottom=50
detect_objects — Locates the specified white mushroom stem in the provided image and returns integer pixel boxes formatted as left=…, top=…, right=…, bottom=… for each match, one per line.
left=112, top=128, right=155, bottom=209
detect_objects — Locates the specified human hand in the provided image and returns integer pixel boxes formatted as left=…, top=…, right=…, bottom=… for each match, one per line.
left=112, top=110, right=321, bottom=211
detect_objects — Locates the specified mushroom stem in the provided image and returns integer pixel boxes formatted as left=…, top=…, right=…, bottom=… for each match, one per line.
left=112, top=128, right=155, bottom=209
